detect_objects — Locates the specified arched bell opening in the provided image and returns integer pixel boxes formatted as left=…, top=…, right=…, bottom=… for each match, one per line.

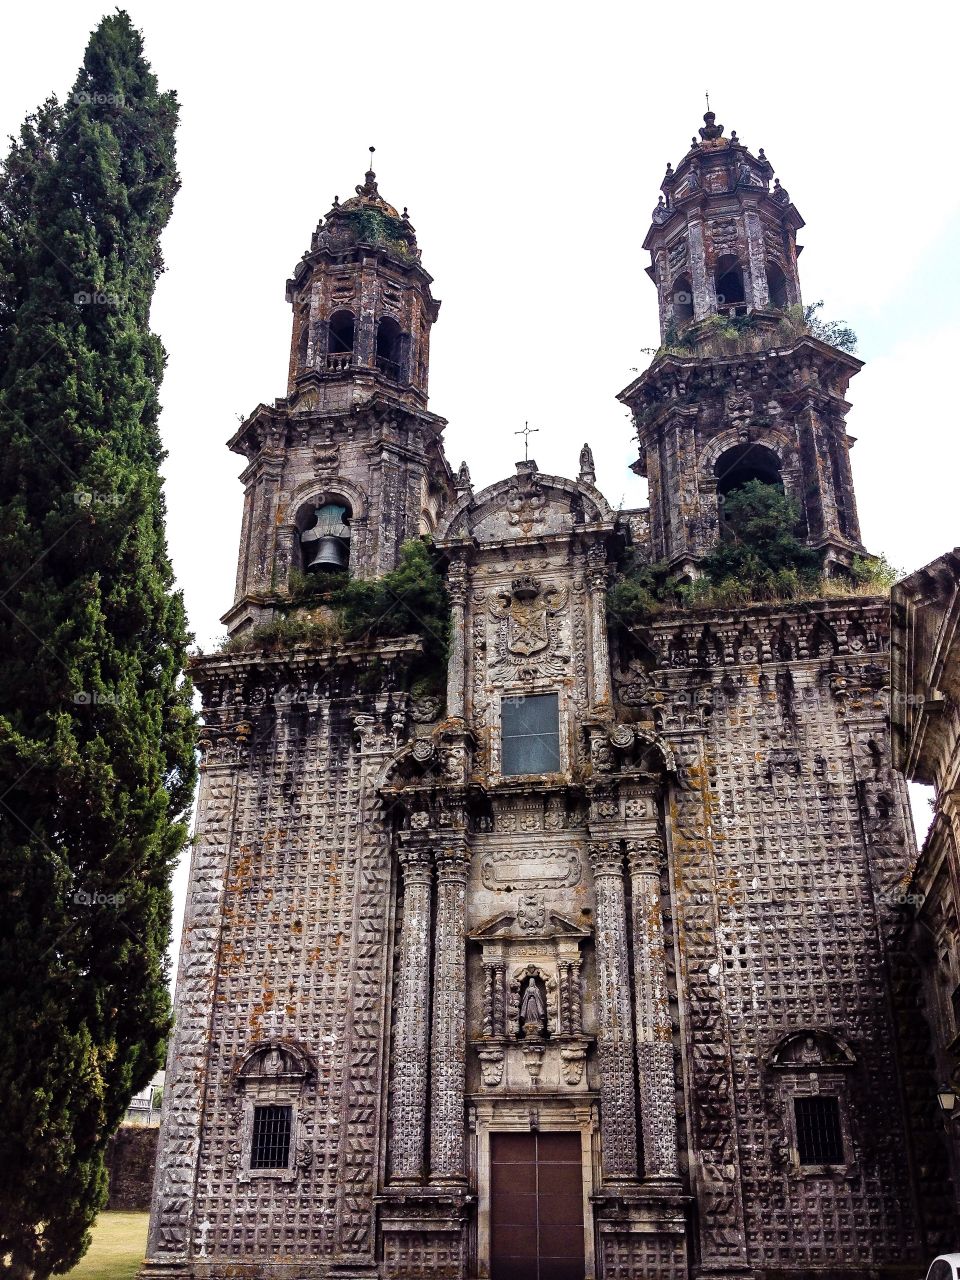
left=327, top=310, right=355, bottom=368
left=671, top=274, right=694, bottom=325
left=298, top=499, right=352, bottom=574
left=715, top=254, right=747, bottom=317
left=766, top=259, right=788, bottom=310
left=376, top=316, right=407, bottom=382
left=714, top=443, right=784, bottom=536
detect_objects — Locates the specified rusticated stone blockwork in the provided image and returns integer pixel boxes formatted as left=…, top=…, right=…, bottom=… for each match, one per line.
left=614, top=599, right=952, bottom=1272
left=145, top=123, right=951, bottom=1280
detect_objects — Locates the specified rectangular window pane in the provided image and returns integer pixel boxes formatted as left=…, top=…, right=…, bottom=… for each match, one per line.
left=251, top=1104, right=292, bottom=1169
left=794, top=1095, right=843, bottom=1165
left=502, top=694, right=560, bottom=776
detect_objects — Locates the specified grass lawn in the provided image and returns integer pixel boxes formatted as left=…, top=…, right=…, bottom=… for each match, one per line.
left=65, top=1211, right=148, bottom=1280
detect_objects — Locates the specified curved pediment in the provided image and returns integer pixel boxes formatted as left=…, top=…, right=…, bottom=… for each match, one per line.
left=436, top=461, right=615, bottom=546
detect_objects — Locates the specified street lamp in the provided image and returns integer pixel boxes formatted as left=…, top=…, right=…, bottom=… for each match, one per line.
left=936, top=1085, right=959, bottom=1116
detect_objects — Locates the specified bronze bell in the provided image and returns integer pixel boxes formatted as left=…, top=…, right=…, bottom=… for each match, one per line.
left=306, top=536, right=349, bottom=571
left=301, top=502, right=350, bottom=572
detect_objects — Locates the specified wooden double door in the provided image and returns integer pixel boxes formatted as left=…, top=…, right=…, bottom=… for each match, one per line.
left=490, top=1131, right=585, bottom=1280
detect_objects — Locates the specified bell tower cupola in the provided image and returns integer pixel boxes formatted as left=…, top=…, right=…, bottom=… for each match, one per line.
left=620, top=110, right=867, bottom=578
left=646, top=111, right=803, bottom=341
left=222, top=150, right=453, bottom=636
left=285, top=147, right=440, bottom=411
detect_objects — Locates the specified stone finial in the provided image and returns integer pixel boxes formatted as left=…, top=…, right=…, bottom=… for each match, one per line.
left=699, top=110, right=724, bottom=142
left=772, top=177, right=790, bottom=205
left=455, top=460, right=473, bottom=499
left=578, top=442, right=596, bottom=486
left=356, top=145, right=380, bottom=199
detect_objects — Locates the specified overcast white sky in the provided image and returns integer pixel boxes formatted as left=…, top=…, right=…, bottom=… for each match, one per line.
left=2, top=1, right=957, bottom=964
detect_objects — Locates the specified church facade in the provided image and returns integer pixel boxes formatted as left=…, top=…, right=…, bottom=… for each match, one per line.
left=143, top=118, right=953, bottom=1280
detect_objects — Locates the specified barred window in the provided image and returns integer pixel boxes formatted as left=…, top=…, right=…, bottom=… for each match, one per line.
left=501, top=693, right=560, bottom=776
left=794, top=1095, right=843, bottom=1165
left=251, top=1104, right=292, bottom=1170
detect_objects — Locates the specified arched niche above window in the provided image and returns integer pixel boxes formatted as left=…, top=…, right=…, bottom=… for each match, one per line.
left=236, top=1040, right=314, bottom=1088
left=766, top=1029, right=856, bottom=1071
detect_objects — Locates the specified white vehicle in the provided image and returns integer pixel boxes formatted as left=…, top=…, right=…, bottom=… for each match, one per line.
left=926, top=1256, right=960, bottom=1280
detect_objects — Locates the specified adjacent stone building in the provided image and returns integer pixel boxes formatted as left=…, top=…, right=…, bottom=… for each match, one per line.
left=892, top=549, right=960, bottom=1213
left=144, top=118, right=953, bottom=1280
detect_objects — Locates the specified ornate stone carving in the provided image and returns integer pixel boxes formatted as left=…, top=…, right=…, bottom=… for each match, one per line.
left=587, top=839, right=640, bottom=1181
left=488, top=576, right=569, bottom=679
left=430, top=843, right=470, bottom=1182
left=517, top=892, right=546, bottom=932
left=389, top=843, right=433, bottom=1182
left=479, top=846, right=582, bottom=890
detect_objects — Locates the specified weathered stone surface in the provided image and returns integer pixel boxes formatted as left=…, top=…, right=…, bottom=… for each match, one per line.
left=143, top=125, right=948, bottom=1280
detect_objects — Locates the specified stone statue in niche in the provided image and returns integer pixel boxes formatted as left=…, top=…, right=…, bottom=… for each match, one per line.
left=519, top=977, right=547, bottom=1038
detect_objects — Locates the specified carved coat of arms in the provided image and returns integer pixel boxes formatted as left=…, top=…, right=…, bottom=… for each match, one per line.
left=488, top=576, right=568, bottom=676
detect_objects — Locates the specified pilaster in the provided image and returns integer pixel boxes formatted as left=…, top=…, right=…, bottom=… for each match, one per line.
left=430, top=841, right=471, bottom=1183
left=389, top=839, right=434, bottom=1183
left=626, top=836, right=680, bottom=1182
left=588, top=838, right=640, bottom=1183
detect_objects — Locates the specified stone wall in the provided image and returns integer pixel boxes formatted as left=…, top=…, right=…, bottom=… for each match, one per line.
left=106, top=1126, right=159, bottom=1212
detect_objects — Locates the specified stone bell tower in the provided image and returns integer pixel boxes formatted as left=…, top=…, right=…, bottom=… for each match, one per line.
left=223, top=149, right=452, bottom=635
left=620, top=111, right=865, bottom=579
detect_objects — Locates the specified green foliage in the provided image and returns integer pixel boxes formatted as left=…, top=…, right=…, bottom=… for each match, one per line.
left=606, top=556, right=669, bottom=628
left=337, top=207, right=412, bottom=254
left=848, top=553, right=900, bottom=590
left=0, top=14, right=196, bottom=1276
left=286, top=565, right=348, bottom=601
left=334, top=539, right=450, bottom=667
left=803, top=299, right=858, bottom=354
left=647, top=301, right=857, bottom=364
left=220, top=542, right=450, bottom=675
left=216, top=613, right=343, bottom=655
left=699, top=481, right=824, bottom=597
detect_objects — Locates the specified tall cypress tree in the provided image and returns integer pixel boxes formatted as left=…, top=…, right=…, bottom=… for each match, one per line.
left=0, top=13, right=196, bottom=1275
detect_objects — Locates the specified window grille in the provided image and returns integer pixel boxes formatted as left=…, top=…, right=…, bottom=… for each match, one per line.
left=251, top=1105, right=292, bottom=1170
left=501, top=693, right=560, bottom=776
left=794, top=1095, right=843, bottom=1165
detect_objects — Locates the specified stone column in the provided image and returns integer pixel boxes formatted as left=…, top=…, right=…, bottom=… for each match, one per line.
left=586, top=543, right=612, bottom=714
left=626, top=837, right=680, bottom=1182
left=430, top=842, right=470, bottom=1183
left=588, top=839, right=640, bottom=1182
left=446, top=558, right=468, bottom=720
left=687, top=216, right=714, bottom=319
left=388, top=840, right=434, bottom=1182
left=743, top=203, right=769, bottom=310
